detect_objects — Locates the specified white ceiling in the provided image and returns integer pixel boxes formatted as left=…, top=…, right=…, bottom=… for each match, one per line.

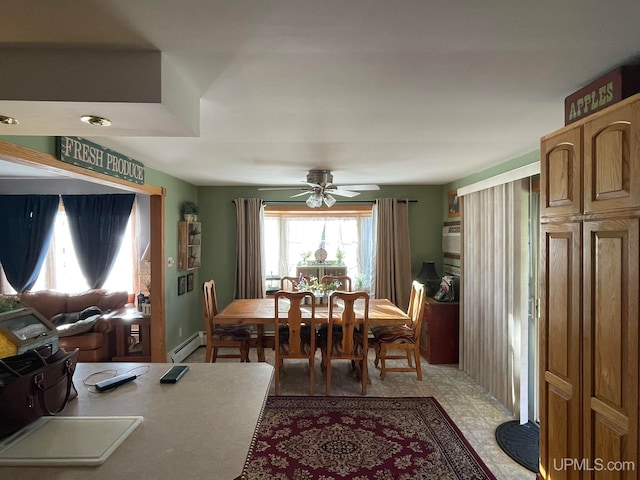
left=0, top=1, right=639, bottom=187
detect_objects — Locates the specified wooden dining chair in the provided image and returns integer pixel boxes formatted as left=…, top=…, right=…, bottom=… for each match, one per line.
left=318, top=291, right=369, bottom=395
left=320, top=275, right=352, bottom=292
left=280, top=276, right=310, bottom=291
left=202, top=279, right=252, bottom=362
left=371, top=281, right=426, bottom=380
left=274, top=290, right=318, bottom=395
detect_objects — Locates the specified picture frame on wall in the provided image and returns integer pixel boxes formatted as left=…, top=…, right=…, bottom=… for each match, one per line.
left=448, top=190, right=460, bottom=217
left=178, top=275, right=186, bottom=295
left=187, top=273, right=194, bottom=292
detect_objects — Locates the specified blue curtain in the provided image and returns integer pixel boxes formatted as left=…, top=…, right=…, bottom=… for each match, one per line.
left=0, top=195, right=59, bottom=292
left=62, top=194, right=135, bottom=289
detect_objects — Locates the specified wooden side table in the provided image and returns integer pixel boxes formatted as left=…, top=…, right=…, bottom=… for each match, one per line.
left=105, top=307, right=151, bottom=362
left=420, top=297, right=459, bottom=364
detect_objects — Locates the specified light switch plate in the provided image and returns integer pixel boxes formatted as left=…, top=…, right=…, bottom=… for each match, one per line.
left=167, top=257, right=175, bottom=267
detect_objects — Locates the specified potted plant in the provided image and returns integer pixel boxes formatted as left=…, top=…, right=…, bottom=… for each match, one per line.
left=335, top=248, right=344, bottom=265
left=181, top=200, right=199, bottom=222
left=0, top=295, right=20, bottom=314
left=189, top=225, right=201, bottom=244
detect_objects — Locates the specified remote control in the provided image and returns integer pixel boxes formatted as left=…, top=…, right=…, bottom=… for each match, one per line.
left=95, top=372, right=137, bottom=392
left=160, top=365, right=189, bottom=384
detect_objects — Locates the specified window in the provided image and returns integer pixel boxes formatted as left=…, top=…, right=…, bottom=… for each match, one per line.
left=263, top=206, right=373, bottom=289
left=1, top=202, right=136, bottom=294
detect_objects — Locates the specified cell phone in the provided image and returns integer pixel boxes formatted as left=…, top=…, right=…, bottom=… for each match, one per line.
left=160, top=365, right=189, bottom=384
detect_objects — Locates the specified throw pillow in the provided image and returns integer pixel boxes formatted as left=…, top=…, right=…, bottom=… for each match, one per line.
left=56, top=314, right=101, bottom=337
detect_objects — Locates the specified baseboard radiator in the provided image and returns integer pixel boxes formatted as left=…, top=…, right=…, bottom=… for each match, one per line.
left=168, top=331, right=205, bottom=363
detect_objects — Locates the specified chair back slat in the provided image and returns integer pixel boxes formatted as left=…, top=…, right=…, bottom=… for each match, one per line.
left=408, top=281, right=426, bottom=338
left=328, top=291, right=369, bottom=359
left=274, top=290, right=317, bottom=395
left=274, top=290, right=315, bottom=357
left=202, top=279, right=218, bottom=335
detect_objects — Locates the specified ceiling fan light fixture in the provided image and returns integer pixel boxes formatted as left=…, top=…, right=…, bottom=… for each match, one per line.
left=306, top=192, right=323, bottom=208
left=323, top=193, right=336, bottom=207
left=80, top=115, right=111, bottom=127
left=0, top=115, right=19, bottom=125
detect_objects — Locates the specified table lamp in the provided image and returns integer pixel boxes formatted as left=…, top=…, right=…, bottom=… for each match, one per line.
left=416, top=261, right=440, bottom=297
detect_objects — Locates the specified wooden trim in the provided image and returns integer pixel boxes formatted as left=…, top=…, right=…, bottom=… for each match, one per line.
left=0, top=140, right=163, bottom=196
left=444, top=220, right=461, bottom=227
left=443, top=252, right=460, bottom=260
left=264, top=204, right=372, bottom=217
left=150, top=194, right=166, bottom=362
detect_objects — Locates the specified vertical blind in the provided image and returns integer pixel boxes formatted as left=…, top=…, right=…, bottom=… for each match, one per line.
left=461, top=179, right=529, bottom=417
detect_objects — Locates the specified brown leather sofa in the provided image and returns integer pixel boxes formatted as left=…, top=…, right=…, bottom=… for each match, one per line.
left=19, top=289, right=130, bottom=362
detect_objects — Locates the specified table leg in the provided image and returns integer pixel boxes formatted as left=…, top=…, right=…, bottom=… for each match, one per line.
left=256, top=325, right=265, bottom=362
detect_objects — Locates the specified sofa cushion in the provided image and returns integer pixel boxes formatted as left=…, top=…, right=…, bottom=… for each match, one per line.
left=19, top=290, right=69, bottom=321
left=58, top=330, right=105, bottom=350
left=67, top=290, right=127, bottom=313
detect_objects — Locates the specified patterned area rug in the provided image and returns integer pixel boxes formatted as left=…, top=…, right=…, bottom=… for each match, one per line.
left=241, top=396, right=497, bottom=480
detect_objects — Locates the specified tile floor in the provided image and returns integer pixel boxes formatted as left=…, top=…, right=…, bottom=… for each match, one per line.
left=185, top=346, right=536, bottom=480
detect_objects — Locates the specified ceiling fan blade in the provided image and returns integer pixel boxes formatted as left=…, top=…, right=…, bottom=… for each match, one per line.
left=331, top=189, right=361, bottom=198
left=290, top=191, right=312, bottom=198
left=258, top=186, right=307, bottom=191
left=333, top=184, right=380, bottom=191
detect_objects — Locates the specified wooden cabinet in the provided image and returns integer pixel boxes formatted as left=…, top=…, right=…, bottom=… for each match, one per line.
left=178, top=221, right=201, bottom=270
left=540, top=94, right=640, bottom=479
left=420, top=297, right=459, bottom=365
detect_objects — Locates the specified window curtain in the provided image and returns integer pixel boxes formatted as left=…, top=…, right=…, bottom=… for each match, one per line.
left=0, top=195, right=59, bottom=292
left=235, top=198, right=264, bottom=299
left=460, top=179, right=529, bottom=417
left=61, top=194, right=135, bottom=289
left=373, top=198, right=412, bottom=309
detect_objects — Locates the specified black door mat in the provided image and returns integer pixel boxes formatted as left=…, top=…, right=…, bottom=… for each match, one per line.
left=495, top=420, right=539, bottom=473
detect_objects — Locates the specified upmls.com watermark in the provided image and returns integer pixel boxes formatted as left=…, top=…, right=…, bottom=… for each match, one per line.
left=554, top=458, right=636, bottom=472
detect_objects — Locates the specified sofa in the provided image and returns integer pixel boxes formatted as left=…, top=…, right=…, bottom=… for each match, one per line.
left=19, top=289, right=130, bottom=362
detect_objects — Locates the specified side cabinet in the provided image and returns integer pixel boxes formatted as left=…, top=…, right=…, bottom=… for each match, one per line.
left=420, top=297, right=459, bottom=365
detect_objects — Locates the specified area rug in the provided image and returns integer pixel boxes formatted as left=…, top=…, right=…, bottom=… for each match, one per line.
left=495, top=420, right=539, bottom=473
left=241, top=396, right=497, bottom=480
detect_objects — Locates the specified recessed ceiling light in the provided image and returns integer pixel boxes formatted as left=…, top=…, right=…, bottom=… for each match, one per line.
left=81, top=115, right=111, bottom=127
left=0, top=115, right=19, bottom=125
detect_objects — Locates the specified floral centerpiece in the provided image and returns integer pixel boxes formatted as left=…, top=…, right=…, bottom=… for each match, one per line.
left=296, top=276, right=342, bottom=304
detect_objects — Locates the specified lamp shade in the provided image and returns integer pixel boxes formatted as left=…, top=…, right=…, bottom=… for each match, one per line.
left=416, top=261, right=440, bottom=296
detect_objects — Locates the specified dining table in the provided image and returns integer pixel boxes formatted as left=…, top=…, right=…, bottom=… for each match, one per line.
left=215, top=297, right=410, bottom=361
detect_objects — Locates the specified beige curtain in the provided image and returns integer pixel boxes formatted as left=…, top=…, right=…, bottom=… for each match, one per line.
left=374, top=198, right=412, bottom=309
left=460, top=179, right=529, bottom=416
left=234, top=198, right=264, bottom=299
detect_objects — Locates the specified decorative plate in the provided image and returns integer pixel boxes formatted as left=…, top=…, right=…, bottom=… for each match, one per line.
left=314, top=248, right=327, bottom=262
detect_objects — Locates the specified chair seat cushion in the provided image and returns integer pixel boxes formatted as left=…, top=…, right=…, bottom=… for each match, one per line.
left=278, top=325, right=314, bottom=355
left=211, top=325, right=252, bottom=341
left=371, top=325, right=416, bottom=344
left=317, top=326, right=364, bottom=356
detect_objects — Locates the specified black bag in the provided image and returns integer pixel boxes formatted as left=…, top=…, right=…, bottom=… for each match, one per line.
left=0, top=347, right=79, bottom=438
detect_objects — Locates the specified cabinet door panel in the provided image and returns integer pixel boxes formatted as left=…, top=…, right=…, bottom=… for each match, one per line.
left=583, top=219, right=639, bottom=479
left=540, top=222, right=582, bottom=478
left=541, top=128, right=582, bottom=217
left=585, top=101, right=640, bottom=213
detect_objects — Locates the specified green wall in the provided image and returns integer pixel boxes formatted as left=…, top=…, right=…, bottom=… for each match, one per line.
left=442, top=150, right=540, bottom=220
left=197, top=185, right=443, bottom=309
left=141, top=169, right=199, bottom=354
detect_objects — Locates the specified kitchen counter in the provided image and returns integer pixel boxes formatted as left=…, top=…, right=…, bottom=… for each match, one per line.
left=0, top=361, right=274, bottom=479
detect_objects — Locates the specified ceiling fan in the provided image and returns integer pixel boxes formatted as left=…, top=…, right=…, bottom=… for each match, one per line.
left=258, top=170, right=380, bottom=207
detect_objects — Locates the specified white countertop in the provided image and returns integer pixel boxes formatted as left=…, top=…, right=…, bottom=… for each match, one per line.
left=0, top=361, right=274, bottom=480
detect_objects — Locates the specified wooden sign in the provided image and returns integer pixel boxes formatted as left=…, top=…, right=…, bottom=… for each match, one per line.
left=565, top=65, right=640, bottom=125
left=56, top=136, right=145, bottom=184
